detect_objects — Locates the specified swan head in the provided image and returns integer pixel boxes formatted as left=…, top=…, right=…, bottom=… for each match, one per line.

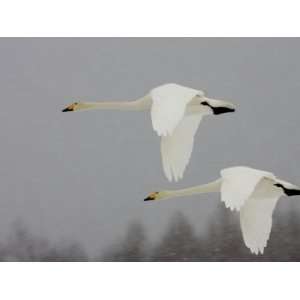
left=200, top=98, right=236, bottom=115
left=62, top=102, right=80, bottom=112
left=144, top=191, right=169, bottom=201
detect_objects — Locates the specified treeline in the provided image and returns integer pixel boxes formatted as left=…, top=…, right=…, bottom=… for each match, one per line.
left=0, top=223, right=88, bottom=261
left=0, top=204, right=299, bottom=261
left=101, top=204, right=300, bottom=262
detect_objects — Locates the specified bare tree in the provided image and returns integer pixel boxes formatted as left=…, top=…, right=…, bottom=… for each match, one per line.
left=0, top=222, right=88, bottom=261
left=151, top=211, right=200, bottom=261
left=101, top=221, right=147, bottom=261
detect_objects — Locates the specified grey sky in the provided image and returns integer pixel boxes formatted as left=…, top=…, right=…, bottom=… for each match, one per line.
left=0, top=38, right=299, bottom=255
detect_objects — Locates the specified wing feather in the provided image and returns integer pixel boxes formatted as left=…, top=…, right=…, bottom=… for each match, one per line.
left=150, top=83, right=200, bottom=136
left=161, top=114, right=203, bottom=181
left=240, top=178, right=282, bottom=254
left=220, top=167, right=276, bottom=211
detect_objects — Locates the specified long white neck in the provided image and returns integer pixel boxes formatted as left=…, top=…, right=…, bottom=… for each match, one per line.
left=162, top=179, right=222, bottom=200
left=75, top=95, right=151, bottom=112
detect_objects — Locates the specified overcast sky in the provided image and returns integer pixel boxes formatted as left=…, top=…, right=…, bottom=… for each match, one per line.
left=0, top=38, right=300, bottom=255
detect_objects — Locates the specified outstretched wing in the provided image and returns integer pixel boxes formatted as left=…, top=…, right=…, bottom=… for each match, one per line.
left=240, top=178, right=282, bottom=255
left=150, top=83, right=200, bottom=136
left=161, top=114, right=203, bottom=182
left=220, top=166, right=276, bottom=211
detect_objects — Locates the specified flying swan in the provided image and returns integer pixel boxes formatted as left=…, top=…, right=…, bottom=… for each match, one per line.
left=144, top=166, right=300, bottom=254
left=62, top=83, right=235, bottom=181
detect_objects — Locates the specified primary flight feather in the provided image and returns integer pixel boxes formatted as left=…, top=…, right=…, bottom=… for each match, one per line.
left=62, top=83, right=235, bottom=181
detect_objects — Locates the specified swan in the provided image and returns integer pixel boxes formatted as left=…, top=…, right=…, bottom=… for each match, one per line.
left=144, top=166, right=300, bottom=254
left=62, top=83, right=235, bottom=181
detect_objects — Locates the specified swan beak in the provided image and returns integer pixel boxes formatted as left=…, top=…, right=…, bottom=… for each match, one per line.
left=144, top=196, right=155, bottom=201
left=144, top=192, right=159, bottom=201
left=62, top=102, right=78, bottom=112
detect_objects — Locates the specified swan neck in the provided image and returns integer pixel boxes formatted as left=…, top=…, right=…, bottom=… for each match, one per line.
left=78, top=95, right=150, bottom=111
left=163, top=179, right=221, bottom=199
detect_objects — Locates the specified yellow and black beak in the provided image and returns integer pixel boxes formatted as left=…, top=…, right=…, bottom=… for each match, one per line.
left=144, top=192, right=158, bottom=201
left=62, top=102, right=78, bottom=112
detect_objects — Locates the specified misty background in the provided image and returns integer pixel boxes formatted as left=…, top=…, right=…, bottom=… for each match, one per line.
left=0, top=38, right=299, bottom=260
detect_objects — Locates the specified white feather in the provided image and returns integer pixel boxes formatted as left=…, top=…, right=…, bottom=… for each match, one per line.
left=160, top=114, right=203, bottom=181
left=150, top=83, right=200, bottom=136
left=240, top=178, right=282, bottom=254
left=220, top=166, right=276, bottom=211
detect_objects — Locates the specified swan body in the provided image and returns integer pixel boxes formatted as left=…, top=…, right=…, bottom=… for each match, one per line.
left=62, top=83, right=235, bottom=181
left=144, top=166, right=300, bottom=254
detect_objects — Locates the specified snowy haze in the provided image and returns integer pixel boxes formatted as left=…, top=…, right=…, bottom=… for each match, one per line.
left=0, top=38, right=300, bottom=257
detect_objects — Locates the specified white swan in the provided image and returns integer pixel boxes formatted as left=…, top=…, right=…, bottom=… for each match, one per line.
left=62, top=83, right=235, bottom=181
left=144, top=166, right=300, bottom=254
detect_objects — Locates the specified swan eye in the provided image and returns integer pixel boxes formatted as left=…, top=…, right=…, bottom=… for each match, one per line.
left=201, top=101, right=209, bottom=106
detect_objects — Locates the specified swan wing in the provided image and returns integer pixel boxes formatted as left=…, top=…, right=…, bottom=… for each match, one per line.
left=161, top=114, right=203, bottom=181
left=150, top=83, right=200, bottom=136
left=240, top=178, right=282, bottom=254
left=220, top=166, right=276, bottom=211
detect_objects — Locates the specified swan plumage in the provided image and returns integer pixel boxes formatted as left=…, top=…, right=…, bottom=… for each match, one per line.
left=62, top=83, right=235, bottom=181
left=144, top=166, right=300, bottom=254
